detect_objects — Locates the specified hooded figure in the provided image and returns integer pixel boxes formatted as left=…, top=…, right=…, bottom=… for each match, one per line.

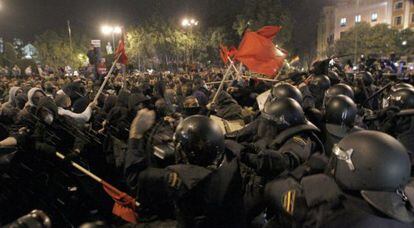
left=0, top=87, right=23, bottom=125
left=15, top=94, right=28, bottom=110
left=62, top=82, right=86, bottom=104
left=15, top=88, right=47, bottom=129
left=1, top=86, right=22, bottom=110
left=28, top=96, right=85, bottom=156
left=26, top=88, right=46, bottom=108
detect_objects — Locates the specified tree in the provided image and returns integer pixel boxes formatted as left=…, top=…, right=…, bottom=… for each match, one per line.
left=0, top=42, right=18, bottom=66
left=397, top=29, right=414, bottom=56
left=125, top=17, right=227, bottom=69
left=34, top=30, right=89, bottom=69
left=233, top=0, right=293, bottom=50
left=333, top=22, right=399, bottom=58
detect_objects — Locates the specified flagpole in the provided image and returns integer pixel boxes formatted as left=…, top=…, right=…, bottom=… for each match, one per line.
left=229, top=59, right=240, bottom=74
left=227, top=57, right=240, bottom=80
left=93, top=53, right=121, bottom=103
left=207, top=75, right=287, bottom=85
left=55, top=152, right=140, bottom=207
left=121, top=31, right=127, bottom=89
left=211, top=62, right=234, bottom=105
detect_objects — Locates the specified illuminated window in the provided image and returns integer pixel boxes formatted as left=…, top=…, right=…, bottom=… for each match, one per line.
left=355, top=15, right=362, bottom=23
left=371, top=13, right=378, bottom=22
left=340, top=18, right=347, bottom=27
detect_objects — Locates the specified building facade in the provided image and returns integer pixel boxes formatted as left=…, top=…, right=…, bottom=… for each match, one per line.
left=317, top=6, right=335, bottom=59
left=391, top=0, right=414, bottom=29
left=317, top=0, right=414, bottom=58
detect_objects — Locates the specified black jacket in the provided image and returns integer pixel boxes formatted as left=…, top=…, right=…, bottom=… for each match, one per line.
left=124, top=138, right=246, bottom=228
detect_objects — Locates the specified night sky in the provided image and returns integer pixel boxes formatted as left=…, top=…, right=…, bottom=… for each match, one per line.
left=0, top=0, right=329, bottom=54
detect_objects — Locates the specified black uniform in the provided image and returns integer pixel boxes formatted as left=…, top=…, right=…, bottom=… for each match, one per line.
left=265, top=174, right=414, bottom=228
left=124, top=137, right=245, bottom=227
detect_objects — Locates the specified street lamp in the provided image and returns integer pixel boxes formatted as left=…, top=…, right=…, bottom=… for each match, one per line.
left=402, top=40, right=408, bottom=46
left=181, top=18, right=199, bottom=67
left=101, top=25, right=122, bottom=51
left=181, top=18, right=199, bottom=28
left=113, top=26, right=122, bottom=34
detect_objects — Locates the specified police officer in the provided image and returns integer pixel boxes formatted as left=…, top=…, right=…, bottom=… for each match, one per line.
left=270, top=82, right=303, bottom=105
left=228, top=83, right=304, bottom=145
left=124, top=110, right=245, bottom=227
left=380, top=87, right=414, bottom=160
left=228, top=98, right=325, bottom=226
left=300, top=74, right=331, bottom=110
left=353, top=71, right=377, bottom=108
left=299, top=75, right=331, bottom=128
left=322, top=95, right=362, bottom=155
left=265, top=130, right=414, bottom=227
left=239, top=97, right=322, bottom=179
left=323, top=83, right=354, bottom=106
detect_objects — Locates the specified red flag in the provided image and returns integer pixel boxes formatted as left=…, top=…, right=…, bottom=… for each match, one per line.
left=102, top=181, right=138, bottom=223
left=228, top=47, right=238, bottom=57
left=115, top=34, right=128, bottom=65
left=220, top=45, right=229, bottom=64
left=220, top=45, right=238, bottom=64
left=256, top=26, right=282, bottom=39
left=235, top=26, right=286, bottom=78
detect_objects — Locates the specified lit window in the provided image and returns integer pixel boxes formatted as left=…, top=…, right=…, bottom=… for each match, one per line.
left=395, top=1, right=403, bottom=10
left=355, top=15, right=362, bottom=23
left=395, top=16, right=403, bottom=26
left=371, top=13, right=378, bottom=22
left=340, top=18, right=347, bottom=27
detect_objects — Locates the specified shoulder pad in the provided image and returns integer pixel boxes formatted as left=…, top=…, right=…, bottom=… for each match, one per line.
left=167, top=172, right=182, bottom=189
left=167, top=164, right=212, bottom=190
left=300, top=174, right=342, bottom=207
left=265, top=177, right=301, bottom=213
left=271, top=121, right=320, bottom=147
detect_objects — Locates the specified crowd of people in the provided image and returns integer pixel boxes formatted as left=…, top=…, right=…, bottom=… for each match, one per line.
left=0, top=56, right=414, bottom=227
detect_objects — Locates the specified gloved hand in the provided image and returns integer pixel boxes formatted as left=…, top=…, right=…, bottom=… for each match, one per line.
left=241, top=142, right=261, bottom=154
left=35, top=142, right=56, bottom=155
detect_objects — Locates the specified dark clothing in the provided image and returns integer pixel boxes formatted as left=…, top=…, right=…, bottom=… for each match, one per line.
left=264, top=174, right=413, bottom=228
left=240, top=124, right=321, bottom=179
left=300, top=86, right=323, bottom=110
left=215, top=91, right=243, bottom=120
left=124, top=138, right=245, bottom=228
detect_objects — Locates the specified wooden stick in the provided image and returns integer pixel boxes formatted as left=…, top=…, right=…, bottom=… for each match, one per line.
left=206, top=75, right=285, bottom=85
left=206, top=80, right=233, bottom=85
left=211, top=63, right=234, bottom=104
left=93, top=54, right=121, bottom=103
left=228, top=57, right=240, bottom=76
left=56, top=152, right=102, bottom=182
left=55, top=152, right=140, bottom=206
